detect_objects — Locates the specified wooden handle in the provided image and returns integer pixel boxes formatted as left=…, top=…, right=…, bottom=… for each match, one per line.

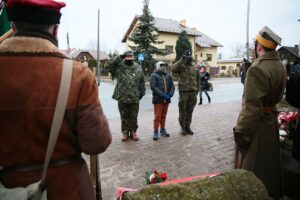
left=0, top=29, right=14, bottom=43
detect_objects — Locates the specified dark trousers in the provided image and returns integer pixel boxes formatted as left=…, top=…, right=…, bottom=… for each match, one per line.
left=199, top=89, right=210, bottom=100
left=118, top=101, right=139, bottom=134
left=153, top=103, right=169, bottom=130
left=178, top=91, right=197, bottom=128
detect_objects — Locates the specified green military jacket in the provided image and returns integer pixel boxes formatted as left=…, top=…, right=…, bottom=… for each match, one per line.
left=172, top=58, right=200, bottom=92
left=235, top=51, right=286, bottom=200
left=106, top=56, right=145, bottom=103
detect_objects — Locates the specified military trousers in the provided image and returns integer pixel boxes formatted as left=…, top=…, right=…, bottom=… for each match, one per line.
left=178, top=91, right=197, bottom=128
left=118, top=101, right=139, bottom=135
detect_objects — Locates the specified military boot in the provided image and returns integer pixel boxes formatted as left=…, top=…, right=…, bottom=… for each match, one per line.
left=180, top=127, right=187, bottom=135
left=131, top=131, right=139, bottom=141
left=121, top=133, right=129, bottom=142
left=186, top=127, right=194, bottom=135
left=160, top=128, right=170, bottom=137
left=208, top=96, right=211, bottom=104
left=198, top=98, right=203, bottom=105
left=153, top=130, right=158, bottom=141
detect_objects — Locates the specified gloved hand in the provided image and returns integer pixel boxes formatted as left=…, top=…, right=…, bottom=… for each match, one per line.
left=233, top=127, right=251, bottom=157
left=243, top=58, right=252, bottom=71
left=162, top=94, right=171, bottom=100
left=120, top=54, right=126, bottom=60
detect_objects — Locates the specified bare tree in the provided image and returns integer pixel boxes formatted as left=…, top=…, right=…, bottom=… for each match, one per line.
left=231, top=43, right=246, bottom=58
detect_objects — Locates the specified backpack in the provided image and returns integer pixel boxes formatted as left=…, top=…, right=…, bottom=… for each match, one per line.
left=286, top=72, right=300, bottom=108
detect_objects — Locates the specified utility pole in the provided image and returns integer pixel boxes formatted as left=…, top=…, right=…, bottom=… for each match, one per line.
left=91, top=10, right=102, bottom=199
left=66, top=32, right=70, bottom=55
left=246, top=0, right=250, bottom=60
left=96, top=8, right=100, bottom=86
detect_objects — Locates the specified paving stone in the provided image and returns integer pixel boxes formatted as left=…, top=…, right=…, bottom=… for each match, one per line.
left=89, top=99, right=242, bottom=200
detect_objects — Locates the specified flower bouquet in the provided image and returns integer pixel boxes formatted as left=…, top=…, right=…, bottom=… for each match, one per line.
left=278, top=111, right=298, bottom=150
left=278, top=112, right=298, bottom=138
left=143, top=169, right=168, bottom=185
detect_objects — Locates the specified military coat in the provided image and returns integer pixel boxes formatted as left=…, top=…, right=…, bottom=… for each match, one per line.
left=235, top=51, right=286, bottom=200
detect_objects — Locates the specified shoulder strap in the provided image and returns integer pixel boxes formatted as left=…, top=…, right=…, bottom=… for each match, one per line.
left=41, top=59, right=73, bottom=182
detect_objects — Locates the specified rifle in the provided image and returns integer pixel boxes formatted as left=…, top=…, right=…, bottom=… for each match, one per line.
left=90, top=155, right=102, bottom=200
left=234, top=144, right=244, bottom=169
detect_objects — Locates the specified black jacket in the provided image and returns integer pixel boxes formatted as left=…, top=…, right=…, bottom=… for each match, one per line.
left=150, top=71, right=175, bottom=104
left=199, top=71, right=210, bottom=90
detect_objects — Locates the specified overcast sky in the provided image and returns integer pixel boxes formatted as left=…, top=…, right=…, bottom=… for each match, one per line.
left=58, top=0, right=300, bottom=58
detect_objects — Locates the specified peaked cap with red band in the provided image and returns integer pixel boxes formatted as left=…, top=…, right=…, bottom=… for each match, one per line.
left=5, top=0, right=66, bottom=24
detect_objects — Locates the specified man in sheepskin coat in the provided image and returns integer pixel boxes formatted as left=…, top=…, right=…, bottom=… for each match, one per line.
left=0, top=0, right=112, bottom=199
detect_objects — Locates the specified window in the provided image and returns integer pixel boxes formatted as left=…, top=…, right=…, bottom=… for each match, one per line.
left=221, top=66, right=226, bottom=70
left=206, top=54, right=212, bottom=61
left=195, top=54, right=198, bottom=62
left=200, top=53, right=203, bottom=57
left=165, top=45, right=174, bottom=54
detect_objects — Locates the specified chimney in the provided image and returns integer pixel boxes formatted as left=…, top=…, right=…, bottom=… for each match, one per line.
left=179, top=19, right=186, bottom=27
left=191, top=27, right=197, bottom=31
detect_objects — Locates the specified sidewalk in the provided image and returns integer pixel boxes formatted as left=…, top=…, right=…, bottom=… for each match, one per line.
left=92, top=99, right=242, bottom=200
left=98, top=75, right=241, bottom=85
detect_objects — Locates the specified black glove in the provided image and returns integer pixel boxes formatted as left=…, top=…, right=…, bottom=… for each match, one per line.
left=120, top=54, right=126, bottom=60
left=233, top=127, right=250, bottom=157
left=243, top=58, right=252, bottom=71
left=183, top=50, right=192, bottom=58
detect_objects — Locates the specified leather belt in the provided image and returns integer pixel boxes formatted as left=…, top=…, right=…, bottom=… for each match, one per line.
left=0, top=155, right=82, bottom=173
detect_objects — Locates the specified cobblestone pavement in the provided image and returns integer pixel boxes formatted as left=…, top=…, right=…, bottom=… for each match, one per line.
left=89, top=98, right=242, bottom=200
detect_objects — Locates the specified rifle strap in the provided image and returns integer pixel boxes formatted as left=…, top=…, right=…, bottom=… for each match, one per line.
left=41, top=59, right=73, bottom=182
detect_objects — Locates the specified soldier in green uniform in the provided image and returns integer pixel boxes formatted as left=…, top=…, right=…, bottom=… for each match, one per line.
left=106, top=51, right=145, bottom=142
left=172, top=50, right=200, bottom=135
left=234, top=26, right=286, bottom=200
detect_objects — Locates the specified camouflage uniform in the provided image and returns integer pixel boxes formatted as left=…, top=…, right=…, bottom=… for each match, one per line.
left=172, top=58, right=200, bottom=132
left=106, top=56, right=145, bottom=135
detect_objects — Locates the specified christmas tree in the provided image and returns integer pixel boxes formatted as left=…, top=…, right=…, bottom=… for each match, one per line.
left=175, top=31, right=192, bottom=61
left=128, top=0, right=165, bottom=73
